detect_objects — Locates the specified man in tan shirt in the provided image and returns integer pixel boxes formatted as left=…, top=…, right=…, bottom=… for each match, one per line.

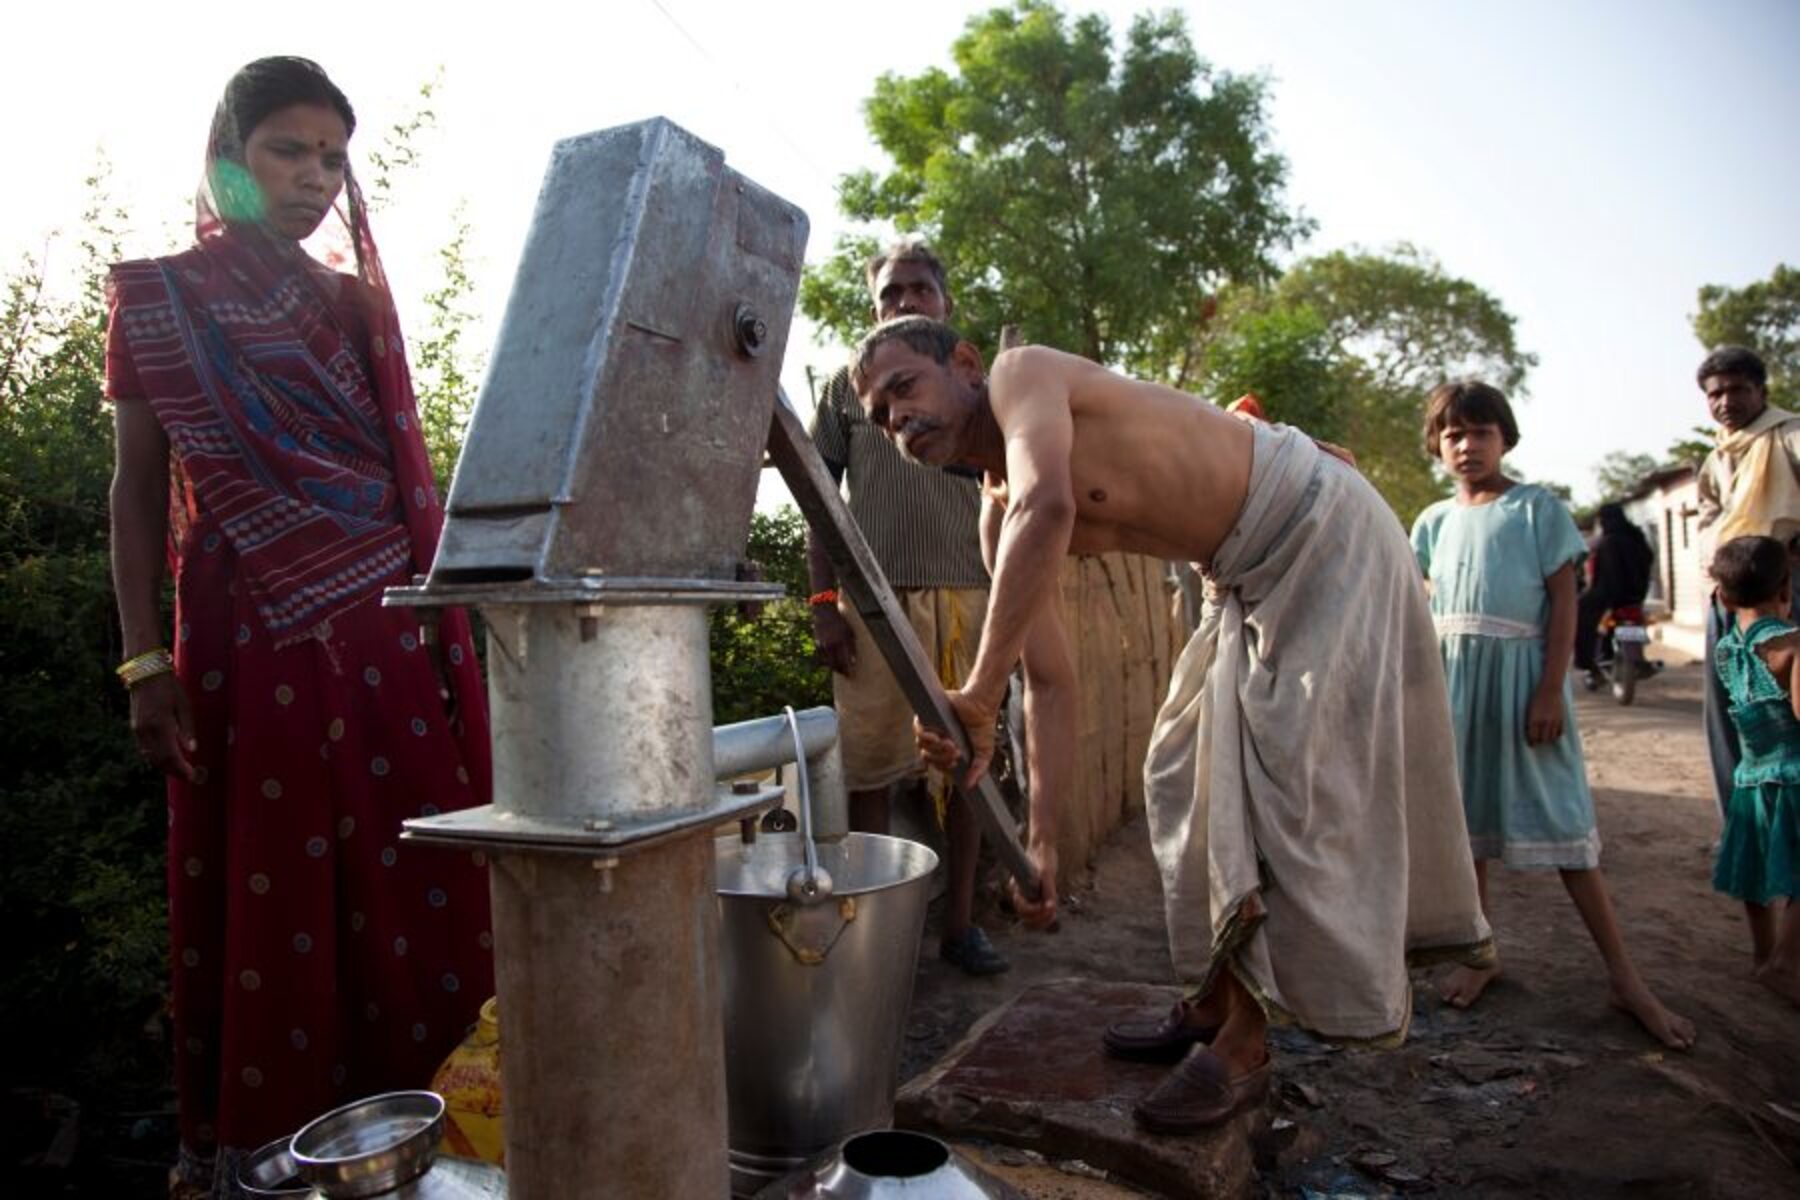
left=1695, top=345, right=1800, bottom=811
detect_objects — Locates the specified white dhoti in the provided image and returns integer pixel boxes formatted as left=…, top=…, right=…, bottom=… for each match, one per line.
left=1145, top=422, right=1492, bottom=1043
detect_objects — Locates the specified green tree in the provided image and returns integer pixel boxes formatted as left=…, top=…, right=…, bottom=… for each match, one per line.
left=363, top=71, right=443, bottom=213
left=413, top=203, right=484, bottom=491
left=802, top=0, right=1308, bottom=378
left=1692, top=263, right=1797, bottom=409
left=1665, top=424, right=1714, bottom=466
left=709, top=507, right=830, bottom=726
left=798, top=232, right=882, bottom=355
left=1272, top=246, right=1535, bottom=396
left=1194, top=247, right=1536, bottom=524
left=1592, top=450, right=1659, bottom=501
left=1500, top=467, right=1575, bottom=512
left=0, top=178, right=128, bottom=557
left=1197, top=297, right=1348, bottom=443
left=352, top=70, right=484, bottom=494
left=0, top=171, right=171, bottom=1114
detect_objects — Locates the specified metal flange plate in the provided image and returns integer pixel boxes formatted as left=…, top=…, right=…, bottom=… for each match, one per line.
left=384, top=576, right=784, bottom=609
left=401, top=784, right=785, bottom=857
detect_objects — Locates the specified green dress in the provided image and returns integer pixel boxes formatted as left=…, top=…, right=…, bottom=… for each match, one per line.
left=1712, top=616, right=1800, bottom=904
left=1411, top=484, right=1598, bottom=868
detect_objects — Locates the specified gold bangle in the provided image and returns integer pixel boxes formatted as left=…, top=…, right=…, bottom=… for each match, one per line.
left=116, top=647, right=174, bottom=688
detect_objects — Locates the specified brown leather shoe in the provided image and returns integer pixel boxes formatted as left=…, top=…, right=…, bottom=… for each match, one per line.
left=1133, top=1045, right=1271, bottom=1133
left=1101, top=1002, right=1220, bottom=1062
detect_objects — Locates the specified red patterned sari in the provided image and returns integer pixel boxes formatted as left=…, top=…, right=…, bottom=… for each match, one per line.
left=107, top=223, right=493, bottom=1187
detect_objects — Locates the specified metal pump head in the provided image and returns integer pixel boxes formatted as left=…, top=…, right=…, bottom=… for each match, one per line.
left=427, top=117, right=808, bottom=590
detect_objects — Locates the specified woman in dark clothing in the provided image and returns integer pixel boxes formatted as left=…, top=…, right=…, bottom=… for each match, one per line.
left=1575, top=503, right=1655, bottom=680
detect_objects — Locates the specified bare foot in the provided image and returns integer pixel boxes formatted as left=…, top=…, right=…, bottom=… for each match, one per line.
left=1608, top=980, right=1697, bottom=1050
left=1437, top=963, right=1501, bottom=1009
left=1755, top=962, right=1800, bottom=1008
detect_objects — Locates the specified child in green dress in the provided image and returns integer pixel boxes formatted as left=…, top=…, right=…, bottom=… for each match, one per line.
left=1709, top=535, right=1800, bottom=1007
left=1411, top=381, right=1695, bottom=1049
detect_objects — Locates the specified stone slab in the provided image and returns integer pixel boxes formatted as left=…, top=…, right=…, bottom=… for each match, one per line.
left=895, top=979, right=1257, bottom=1200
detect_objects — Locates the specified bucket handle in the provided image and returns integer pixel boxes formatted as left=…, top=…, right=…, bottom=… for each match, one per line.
left=766, top=897, right=858, bottom=966
left=783, top=706, right=833, bottom=903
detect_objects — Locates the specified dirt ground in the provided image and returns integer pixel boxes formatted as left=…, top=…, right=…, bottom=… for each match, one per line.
left=903, top=656, right=1800, bottom=1198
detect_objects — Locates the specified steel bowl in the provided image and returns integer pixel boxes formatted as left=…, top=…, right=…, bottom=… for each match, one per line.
left=238, top=1134, right=312, bottom=1197
left=290, top=1090, right=446, bottom=1198
left=798, top=1131, right=1013, bottom=1198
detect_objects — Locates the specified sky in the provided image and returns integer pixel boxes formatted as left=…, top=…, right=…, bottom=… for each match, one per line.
left=5, top=0, right=1797, bottom=506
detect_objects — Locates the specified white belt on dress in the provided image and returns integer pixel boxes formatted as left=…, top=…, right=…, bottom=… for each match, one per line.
left=1434, top=613, right=1541, bottom=639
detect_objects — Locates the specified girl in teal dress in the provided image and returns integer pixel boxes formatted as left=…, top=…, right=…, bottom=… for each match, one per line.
left=1707, top=535, right=1800, bottom=1007
left=1411, top=381, right=1694, bottom=1049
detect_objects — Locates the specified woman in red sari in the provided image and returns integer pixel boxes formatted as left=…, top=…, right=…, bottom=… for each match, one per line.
left=107, top=57, right=493, bottom=1196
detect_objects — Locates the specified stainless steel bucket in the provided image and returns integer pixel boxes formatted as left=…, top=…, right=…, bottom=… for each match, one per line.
left=716, top=832, right=939, bottom=1192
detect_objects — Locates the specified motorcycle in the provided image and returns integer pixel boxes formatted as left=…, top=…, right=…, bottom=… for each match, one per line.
left=1586, top=605, right=1661, bottom=705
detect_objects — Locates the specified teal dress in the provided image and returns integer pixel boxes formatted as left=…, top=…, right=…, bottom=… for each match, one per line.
left=1712, top=616, right=1800, bottom=903
left=1411, top=484, right=1598, bottom=868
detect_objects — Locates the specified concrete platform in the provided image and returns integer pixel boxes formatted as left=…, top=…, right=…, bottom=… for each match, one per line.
left=895, top=979, right=1257, bottom=1199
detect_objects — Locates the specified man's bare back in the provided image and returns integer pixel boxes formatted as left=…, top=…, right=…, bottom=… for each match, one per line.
left=982, top=347, right=1255, bottom=566
left=852, top=322, right=1265, bottom=927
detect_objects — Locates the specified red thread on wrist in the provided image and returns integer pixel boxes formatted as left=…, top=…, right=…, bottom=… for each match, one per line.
left=807, top=589, right=840, bottom=608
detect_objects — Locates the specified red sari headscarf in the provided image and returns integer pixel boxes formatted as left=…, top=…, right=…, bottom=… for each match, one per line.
left=108, top=59, right=455, bottom=646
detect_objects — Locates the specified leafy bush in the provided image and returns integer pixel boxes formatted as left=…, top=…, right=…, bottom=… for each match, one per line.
left=0, top=191, right=172, bottom=1108
left=0, top=552, right=170, bottom=1095
left=709, top=506, right=831, bottom=725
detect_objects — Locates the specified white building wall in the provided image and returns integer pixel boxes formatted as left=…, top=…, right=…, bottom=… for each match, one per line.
left=1621, top=473, right=1705, bottom=658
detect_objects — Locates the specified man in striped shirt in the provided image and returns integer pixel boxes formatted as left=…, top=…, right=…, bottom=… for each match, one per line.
left=806, top=240, right=1008, bottom=975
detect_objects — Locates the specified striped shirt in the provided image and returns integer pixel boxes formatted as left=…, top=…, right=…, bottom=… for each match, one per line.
left=808, top=366, right=988, bottom=588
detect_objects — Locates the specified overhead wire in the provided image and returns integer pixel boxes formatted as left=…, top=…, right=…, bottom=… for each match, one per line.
left=638, top=0, right=837, bottom=191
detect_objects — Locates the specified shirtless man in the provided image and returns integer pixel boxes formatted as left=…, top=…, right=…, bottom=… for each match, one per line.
left=853, top=316, right=1492, bottom=1131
